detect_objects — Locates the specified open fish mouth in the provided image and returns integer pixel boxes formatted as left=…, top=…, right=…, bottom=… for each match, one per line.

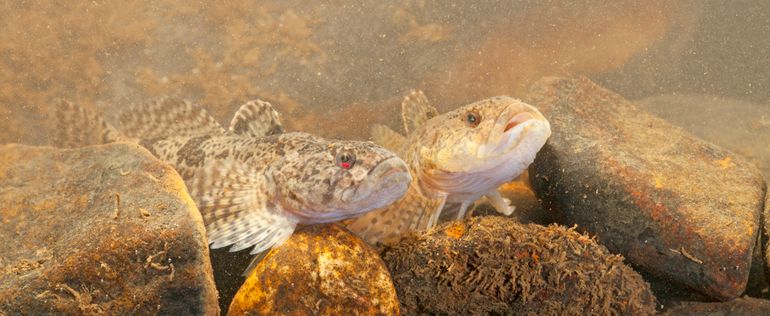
left=504, top=112, right=536, bottom=133
left=477, top=110, right=540, bottom=158
left=343, top=157, right=411, bottom=206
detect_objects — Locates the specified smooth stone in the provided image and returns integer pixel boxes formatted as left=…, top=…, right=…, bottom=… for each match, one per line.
left=0, top=143, right=218, bottom=315
left=527, top=77, right=766, bottom=300
left=228, top=224, right=399, bottom=316
left=382, top=216, right=657, bottom=315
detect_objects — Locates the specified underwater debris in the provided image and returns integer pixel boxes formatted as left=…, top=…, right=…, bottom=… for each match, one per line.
left=113, top=192, right=121, bottom=219
left=528, top=77, right=765, bottom=301
left=228, top=224, right=399, bottom=316
left=661, top=296, right=770, bottom=315
left=381, top=216, right=656, bottom=315
left=0, top=143, right=218, bottom=315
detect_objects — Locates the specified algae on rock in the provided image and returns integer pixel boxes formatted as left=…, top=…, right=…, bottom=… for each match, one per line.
left=382, top=216, right=656, bottom=315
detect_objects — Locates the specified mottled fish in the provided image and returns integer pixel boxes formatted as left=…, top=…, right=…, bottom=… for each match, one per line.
left=56, top=98, right=411, bottom=272
left=346, top=90, right=551, bottom=244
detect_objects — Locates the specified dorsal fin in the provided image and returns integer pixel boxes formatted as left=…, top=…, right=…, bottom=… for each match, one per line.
left=370, top=124, right=406, bottom=153
left=54, top=100, right=124, bottom=148
left=188, top=159, right=298, bottom=274
left=401, top=90, right=439, bottom=134
left=228, top=100, right=284, bottom=137
left=117, top=97, right=225, bottom=139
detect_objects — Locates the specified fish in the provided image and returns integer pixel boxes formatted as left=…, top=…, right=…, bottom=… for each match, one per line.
left=55, top=98, right=412, bottom=272
left=345, top=90, right=551, bottom=244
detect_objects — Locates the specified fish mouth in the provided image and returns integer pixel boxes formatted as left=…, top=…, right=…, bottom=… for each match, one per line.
left=477, top=109, right=539, bottom=158
left=504, top=112, right=536, bottom=133
left=344, top=157, right=411, bottom=206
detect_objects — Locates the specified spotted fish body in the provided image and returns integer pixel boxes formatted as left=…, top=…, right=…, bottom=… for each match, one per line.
left=56, top=98, right=411, bottom=272
left=346, top=90, right=551, bottom=244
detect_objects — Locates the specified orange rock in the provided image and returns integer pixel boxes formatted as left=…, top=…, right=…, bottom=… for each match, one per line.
left=228, top=224, right=399, bottom=316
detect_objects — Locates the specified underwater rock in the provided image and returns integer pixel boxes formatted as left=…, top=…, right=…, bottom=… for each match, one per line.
left=0, top=143, right=218, bottom=315
left=661, top=297, right=770, bottom=315
left=228, top=224, right=399, bottom=316
left=527, top=77, right=766, bottom=300
left=635, top=94, right=770, bottom=180
left=382, top=216, right=656, bottom=315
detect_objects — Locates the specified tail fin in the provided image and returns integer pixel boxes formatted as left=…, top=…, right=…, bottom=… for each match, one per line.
left=53, top=100, right=123, bottom=148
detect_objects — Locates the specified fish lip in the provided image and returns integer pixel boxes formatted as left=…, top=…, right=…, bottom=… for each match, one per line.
left=479, top=110, right=537, bottom=158
left=504, top=112, right=536, bottom=133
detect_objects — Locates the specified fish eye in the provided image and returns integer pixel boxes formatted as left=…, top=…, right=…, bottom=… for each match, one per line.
left=464, top=110, right=481, bottom=128
left=335, top=150, right=356, bottom=169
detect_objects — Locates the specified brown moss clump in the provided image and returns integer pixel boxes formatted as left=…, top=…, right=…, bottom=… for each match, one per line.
left=228, top=224, right=399, bottom=316
left=382, top=216, right=656, bottom=315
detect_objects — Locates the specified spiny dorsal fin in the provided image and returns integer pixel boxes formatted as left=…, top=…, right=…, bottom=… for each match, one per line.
left=188, top=159, right=298, bottom=263
left=401, top=90, right=439, bottom=135
left=117, top=97, right=225, bottom=139
left=370, top=124, right=406, bottom=153
left=228, top=100, right=284, bottom=137
left=54, top=100, right=123, bottom=148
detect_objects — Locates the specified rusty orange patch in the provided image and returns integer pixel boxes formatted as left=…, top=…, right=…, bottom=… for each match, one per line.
left=715, top=157, right=734, bottom=169
left=444, top=222, right=465, bottom=239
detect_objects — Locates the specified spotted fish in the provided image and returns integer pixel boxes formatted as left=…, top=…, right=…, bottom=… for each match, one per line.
left=56, top=98, right=411, bottom=272
left=346, top=90, right=551, bottom=244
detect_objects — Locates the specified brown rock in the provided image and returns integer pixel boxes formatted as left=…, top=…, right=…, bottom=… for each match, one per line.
left=0, top=143, right=218, bottom=315
left=661, top=297, right=770, bottom=315
left=635, top=94, right=770, bottom=180
left=382, top=216, right=656, bottom=315
left=228, top=224, right=399, bottom=316
left=528, top=77, right=766, bottom=300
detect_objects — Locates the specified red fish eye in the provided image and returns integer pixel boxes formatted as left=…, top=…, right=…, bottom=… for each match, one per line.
left=336, top=151, right=356, bottom=169
left=465, top=110, right=481, bottom=128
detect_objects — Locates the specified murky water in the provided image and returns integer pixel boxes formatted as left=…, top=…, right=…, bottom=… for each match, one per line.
left=1, top=1, right=768, bottom=314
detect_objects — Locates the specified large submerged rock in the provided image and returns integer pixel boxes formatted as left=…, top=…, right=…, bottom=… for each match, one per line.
left=228, top=224, right=399, bottom=316
left=382, top=216, right=656, bottom=315
left=528, top=77, right=766, bottom=300
left=635, top=94, right=770, bottom=180
left=0, top=143, right=218, bottom=315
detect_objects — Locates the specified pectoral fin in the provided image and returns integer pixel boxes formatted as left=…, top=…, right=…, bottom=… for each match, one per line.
left=228, top=99, right=285, bottom=137
left=189, top=159, right=298, bottom=257
left=484, top=190, right=515, bottom=216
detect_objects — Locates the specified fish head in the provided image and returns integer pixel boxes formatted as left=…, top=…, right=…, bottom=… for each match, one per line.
left=417, top=96, right=551, bottom=193
left=270, top=138, right=411, bottom=223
